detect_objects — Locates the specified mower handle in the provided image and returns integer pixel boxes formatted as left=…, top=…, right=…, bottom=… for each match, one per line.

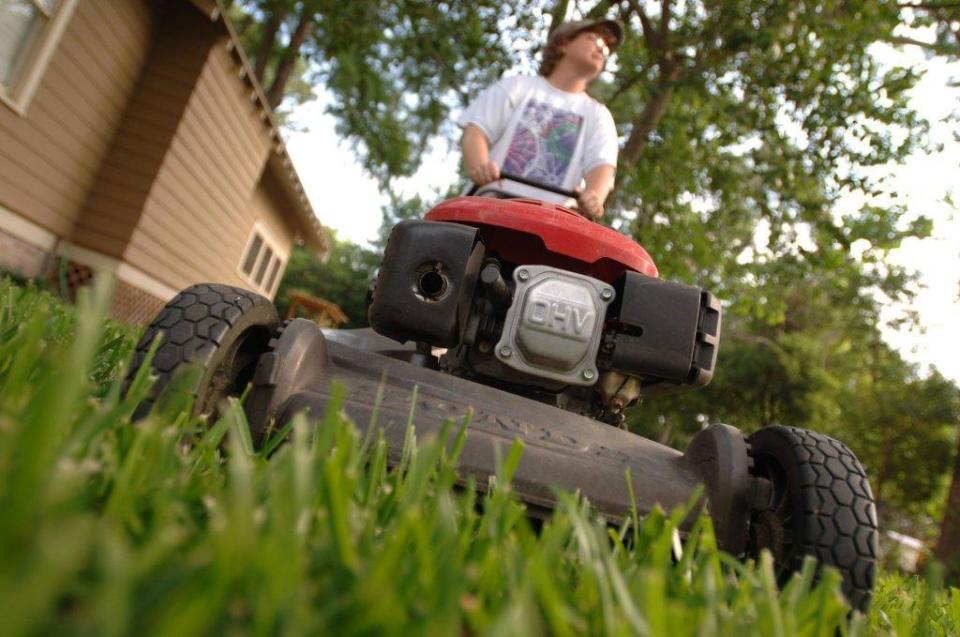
left=467, top=171, right=580, bottom=201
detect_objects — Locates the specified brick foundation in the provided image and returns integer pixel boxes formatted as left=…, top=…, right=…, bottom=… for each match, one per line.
left=46, top=256, right=167, bottom=326
left=111, top=277, right=167, bottom=325
left=0, top=227, right=50, bottom=278
left=0, top=226, right=168, bottom=326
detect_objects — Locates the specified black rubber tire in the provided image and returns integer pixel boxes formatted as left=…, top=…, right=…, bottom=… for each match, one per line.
left=126, top=283, right=279, bottom=420
left=746, top=425, right=878, bottom=613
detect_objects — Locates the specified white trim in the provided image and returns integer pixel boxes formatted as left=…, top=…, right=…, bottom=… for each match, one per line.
left=251, top=218, right=287, bottom=257
left=55, top=241, right=177, bottom=301
left=56, top=241, right=120, bottom=273
left=0, top=201, right=58, bottom=249
left=116, top=262, right=178, bottom=300
left=236, top=220, right=290, bottom=296
left=0, top=0, right=80, bottom=115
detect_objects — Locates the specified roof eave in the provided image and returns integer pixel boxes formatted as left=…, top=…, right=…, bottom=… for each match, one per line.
left=186, top=0, right=329, bottom=257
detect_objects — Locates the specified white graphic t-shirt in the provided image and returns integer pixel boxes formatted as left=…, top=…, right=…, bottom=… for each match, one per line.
left=457, top=75, right=618, bottom=205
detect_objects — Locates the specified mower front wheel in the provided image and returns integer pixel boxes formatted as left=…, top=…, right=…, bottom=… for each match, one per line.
left=746, top=425, right=879, bottom=612
left=126, top=283, right=279, bottom=421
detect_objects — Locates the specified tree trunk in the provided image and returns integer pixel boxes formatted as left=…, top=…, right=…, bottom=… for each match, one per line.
left=873, top=436, right=895, bottom=508
left=617, top=63, right=681, bottom=175
left=610, top=0, right=681, bottom=203
left=585, top=0, right=615, bottom=20
left=935, top=437, right=960, bottom=577
left=253, top=9, right=283, bottom=84
left=547, top=0, right=569, bottom=35
left=266, top=11, right=313, bottom=109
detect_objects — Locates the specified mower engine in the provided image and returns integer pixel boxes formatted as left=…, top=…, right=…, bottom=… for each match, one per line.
left=368, top=197, right=721, bottom=423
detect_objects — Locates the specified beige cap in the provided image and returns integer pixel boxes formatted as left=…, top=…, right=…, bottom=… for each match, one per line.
left=548, top=19, right=624, bottom=50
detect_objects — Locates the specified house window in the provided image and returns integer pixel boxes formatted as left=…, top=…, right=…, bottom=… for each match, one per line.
left=238, top=224, right=287, bottom=297
left=265, top=257, right=282, bottom=293
left=1, top=0, right=78, bottom=114
left=240, top=234, right=263, bottom=275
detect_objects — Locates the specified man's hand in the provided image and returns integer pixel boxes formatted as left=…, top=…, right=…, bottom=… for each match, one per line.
left=577, top=189, right=604, bottom=221
left=461, top=125, right=500, bottom=186
left=467, top=160, right=501, bottom=186
left=580, top=165, right=615, bottom=221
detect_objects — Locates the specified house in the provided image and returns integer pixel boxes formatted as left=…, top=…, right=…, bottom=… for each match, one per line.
left=0, top=0, right=328, bottom=324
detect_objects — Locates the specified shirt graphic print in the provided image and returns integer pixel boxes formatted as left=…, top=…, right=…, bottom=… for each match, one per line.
left=502, top=100, right=584, bottom=188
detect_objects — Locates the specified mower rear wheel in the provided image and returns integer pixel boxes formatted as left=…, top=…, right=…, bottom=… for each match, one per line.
left=126, top=283, right=279, bottom=420
left=746, top=425, right=878, bottom=613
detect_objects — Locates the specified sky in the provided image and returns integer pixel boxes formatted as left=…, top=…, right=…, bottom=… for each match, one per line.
left=284, top=43, right=960, bottom=384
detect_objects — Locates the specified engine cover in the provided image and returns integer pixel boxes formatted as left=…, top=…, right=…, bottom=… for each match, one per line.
left=599, top=271, right=722, bottom=392
left=494, top=265, right=614, bottom=386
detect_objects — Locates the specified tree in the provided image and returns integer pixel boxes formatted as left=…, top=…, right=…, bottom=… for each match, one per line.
left=230, top=1, right=313, bottom=113
left=889, top=1, right=960, bottom=58
left=627, top=226, right=960, bottom=536
left=936, top=434, right=960, bottom=575
left=275, top=233, right=380, bottom=327
left=232, top=0, right=542, bottom=176
left=374, top=182, right=465, bottom=248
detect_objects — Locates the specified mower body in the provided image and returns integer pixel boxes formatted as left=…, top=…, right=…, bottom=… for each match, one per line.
left=131, top=192, right=879, bottom=609
left=245, top=195, right=752, bottom=551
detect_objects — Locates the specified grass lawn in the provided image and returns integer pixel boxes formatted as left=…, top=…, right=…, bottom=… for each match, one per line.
left=0, top=276, right=957, bottom=636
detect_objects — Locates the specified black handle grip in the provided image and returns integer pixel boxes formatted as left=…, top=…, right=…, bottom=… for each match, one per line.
left=467, top=171, right=580, bottom=200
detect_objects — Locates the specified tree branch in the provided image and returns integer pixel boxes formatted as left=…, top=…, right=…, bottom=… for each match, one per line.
left=548, top=0, right=570, bottom=35
left=607, top=71, right=648, bottom=105
left=627, top=0, right=662, bottom=59
left=266, top=10, right=314, bottom=109
left=615, top=0, right=683, bottom=189
left=898, top=1, right=960, bottom=9
left=253, top=9, right=283, bottom=83
left=660, top=0, right=672, bottom=43
left=935, top=437, right=960, bottom=572
left=585, top=0, right=615, bottom=20
left=684, top=2, right=761, bottom=81
left=616, top=63, right=681, bottom=174
left=884, top=34, right=960, bottom=56
left=406, top=14, right=471, bottom=105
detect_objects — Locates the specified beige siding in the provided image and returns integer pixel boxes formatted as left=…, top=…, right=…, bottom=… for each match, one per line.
left=248, top=169, right=296, bottom=256
left=0, top=0, right=152, bottom=238
left=235, top=170, right=296, bottom=298
left=124, top=34, right=276, bottom=290
left=72, top=2, right=215, bottom=257
left=0, top=226, right=49, bottom=278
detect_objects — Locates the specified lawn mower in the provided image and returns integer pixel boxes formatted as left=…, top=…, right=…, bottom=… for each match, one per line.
left=126, top=174, right=878, bottom=611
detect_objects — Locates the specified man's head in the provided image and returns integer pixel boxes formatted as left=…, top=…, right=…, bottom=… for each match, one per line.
left=539, top=19, right=624, bottom=79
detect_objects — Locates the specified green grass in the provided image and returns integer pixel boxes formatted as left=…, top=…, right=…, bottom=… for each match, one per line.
left=0, top=275, right=957, bottom=636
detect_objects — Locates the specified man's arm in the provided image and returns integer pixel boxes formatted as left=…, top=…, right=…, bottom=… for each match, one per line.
left=461, top=124, right=500, bottom=185
left=578, top=164, right=616, bottom=221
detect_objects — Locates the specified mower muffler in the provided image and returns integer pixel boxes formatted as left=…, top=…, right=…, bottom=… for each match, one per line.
left=368, top=220, right=485, bottom=347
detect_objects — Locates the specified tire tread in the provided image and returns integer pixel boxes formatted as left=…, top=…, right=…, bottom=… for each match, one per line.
left=751, top=425, right=879, bottom=612
left=124, top=283, right=275, bottom=417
